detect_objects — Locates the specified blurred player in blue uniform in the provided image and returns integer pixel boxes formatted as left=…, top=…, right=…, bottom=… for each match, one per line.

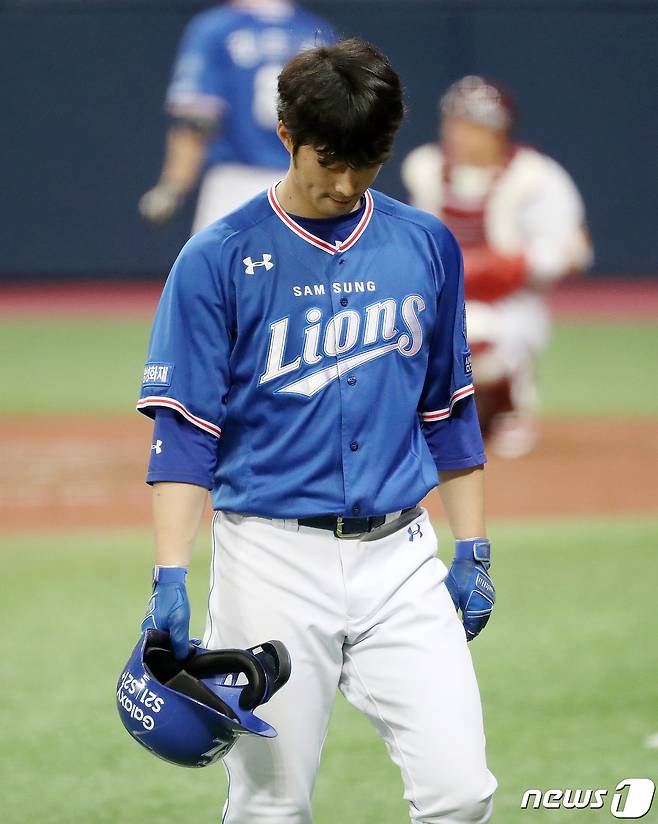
left=139, top=0, right=334, bottom=232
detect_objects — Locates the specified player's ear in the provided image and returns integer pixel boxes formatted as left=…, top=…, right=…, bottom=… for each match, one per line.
left=276, top=121, right=294, bottom=155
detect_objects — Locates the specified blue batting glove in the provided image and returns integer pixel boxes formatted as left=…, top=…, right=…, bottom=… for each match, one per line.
left=445, top=539, right=495, bottom=641
left=141, top=566, right=190, bottom=660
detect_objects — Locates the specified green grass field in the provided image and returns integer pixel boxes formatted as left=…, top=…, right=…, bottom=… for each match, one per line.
left=2, top=318, right=658, bottom=415
left=1, top=520, right=656, bottom=823
left=1, top=316, right=657, bottom=823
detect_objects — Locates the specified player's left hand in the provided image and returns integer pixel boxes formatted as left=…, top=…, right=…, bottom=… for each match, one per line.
left=141, top=566, right=190, bottom=659
left=445, top=539, right=495, bottom=641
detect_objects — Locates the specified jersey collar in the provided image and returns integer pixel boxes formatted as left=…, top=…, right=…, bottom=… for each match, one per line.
left=267, top=184, right=374, bottom=255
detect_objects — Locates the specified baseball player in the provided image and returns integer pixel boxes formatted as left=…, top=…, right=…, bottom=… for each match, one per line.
left=138, top=40, right=497, bottom=823
left=138, top=0, right=334, bottom=234
left=402, top=76, right=592, bottom=457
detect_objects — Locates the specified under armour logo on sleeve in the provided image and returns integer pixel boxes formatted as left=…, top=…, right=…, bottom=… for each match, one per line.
left=243, top=254, right=274, bottom=274
left=151, top=440, right=163, bottom=455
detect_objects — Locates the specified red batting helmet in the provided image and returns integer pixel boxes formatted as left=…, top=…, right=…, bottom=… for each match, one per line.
left=440, top=76, right=516, bottom=132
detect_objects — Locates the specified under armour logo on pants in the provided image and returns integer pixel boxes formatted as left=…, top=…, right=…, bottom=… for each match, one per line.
left=408, top=524, right=422, bottom=541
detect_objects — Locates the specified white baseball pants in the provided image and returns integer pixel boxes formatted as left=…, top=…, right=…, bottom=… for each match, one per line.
left=193, top=163, right=283, bottom=234
left=203, top=507, right=497, bottom=823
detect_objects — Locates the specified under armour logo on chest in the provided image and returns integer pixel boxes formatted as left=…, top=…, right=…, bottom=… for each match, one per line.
left=243, top=254, right=274, bottom=275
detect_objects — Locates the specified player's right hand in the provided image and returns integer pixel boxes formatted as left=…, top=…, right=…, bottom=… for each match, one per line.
left=141, top=566, right=190, bottom=660
left=138, top=182, right=184, bottom=224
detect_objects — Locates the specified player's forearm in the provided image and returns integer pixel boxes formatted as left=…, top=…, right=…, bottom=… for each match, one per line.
left=159, top=127, right=208, bottom=194
left=438, top=466, right=486, bottom=539
left=152, top=481, right=208, bottom=566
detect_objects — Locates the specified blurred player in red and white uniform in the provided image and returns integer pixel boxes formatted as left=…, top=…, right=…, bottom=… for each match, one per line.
left=402, top=76, right=592, bottom=456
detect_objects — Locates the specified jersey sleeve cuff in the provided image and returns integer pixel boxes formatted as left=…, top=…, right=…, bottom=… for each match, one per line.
left=419, top=384, right=475, bottom=422
left=137, top=397, right=222, bottom=438
left=434, top=452, right=487, bottom=471
left=166, top=93, right=226, bottom=120
left=146, top=471, right=213, bottom=490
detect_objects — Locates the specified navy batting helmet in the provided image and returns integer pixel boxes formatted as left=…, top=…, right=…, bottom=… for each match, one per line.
left=116, top=629, right=291, bottom=767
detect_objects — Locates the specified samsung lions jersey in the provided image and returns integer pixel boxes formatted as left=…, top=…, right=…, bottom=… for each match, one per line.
left=138, top=187, right=476, bottom=518
left=166, top=1, right=334, bottom=169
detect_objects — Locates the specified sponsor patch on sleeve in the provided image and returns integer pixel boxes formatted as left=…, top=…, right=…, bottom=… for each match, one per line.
left=142, top=362, right=174, bottom=387
left=463, top=350, right=472, bottom=375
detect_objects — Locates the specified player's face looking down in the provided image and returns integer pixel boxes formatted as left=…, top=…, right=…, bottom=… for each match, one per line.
left=276, top=121, right=382, bottom=218
left=441, top=115, right=508, bottom=168
left=275, top=39, right=403, bottom=210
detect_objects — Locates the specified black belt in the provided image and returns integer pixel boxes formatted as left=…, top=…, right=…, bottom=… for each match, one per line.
left=298, top=508, right=415, bottom=539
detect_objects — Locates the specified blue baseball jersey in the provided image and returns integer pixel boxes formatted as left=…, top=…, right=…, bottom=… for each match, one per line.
left=138, top=186, right=482, bottom=518
left=166, top=1, right=334, bottom=169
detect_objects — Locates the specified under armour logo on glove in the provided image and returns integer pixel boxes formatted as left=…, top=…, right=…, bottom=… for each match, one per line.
left=445, top=539, right=495, bottom=641
left=408, top=524, right=422, bottom=542
left=243, top=254, right=274, bottom=274
left=142, top=593, right=158, bottom=628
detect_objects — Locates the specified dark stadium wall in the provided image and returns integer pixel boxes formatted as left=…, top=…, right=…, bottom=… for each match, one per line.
left=3, top=0, right=657, bottom=279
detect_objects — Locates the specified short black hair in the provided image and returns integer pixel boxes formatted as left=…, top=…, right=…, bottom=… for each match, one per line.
left=277, top=38, right=404, bottom=168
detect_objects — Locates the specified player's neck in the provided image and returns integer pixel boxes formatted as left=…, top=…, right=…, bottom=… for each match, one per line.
left=275, top=178, right=363, bottom=220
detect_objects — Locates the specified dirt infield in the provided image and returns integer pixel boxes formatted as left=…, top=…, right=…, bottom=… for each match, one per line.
left=1, top=414, right=656, bottom=532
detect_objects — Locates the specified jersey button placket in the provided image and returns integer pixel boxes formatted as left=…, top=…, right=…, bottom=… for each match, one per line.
left=332, top=250, right=358, bottom=517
